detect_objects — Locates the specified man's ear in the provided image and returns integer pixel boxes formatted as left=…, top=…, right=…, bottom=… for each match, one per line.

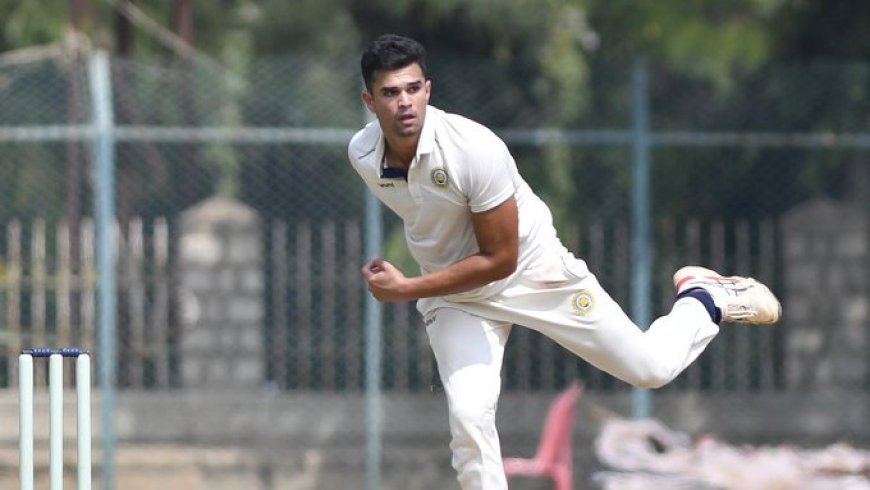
left=362, top=90, right=374, bottom=112
left=425, top=80, right=432, bottom=102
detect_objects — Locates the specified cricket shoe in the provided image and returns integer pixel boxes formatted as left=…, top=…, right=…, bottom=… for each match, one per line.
left=673, top=266, right=781, bottom=324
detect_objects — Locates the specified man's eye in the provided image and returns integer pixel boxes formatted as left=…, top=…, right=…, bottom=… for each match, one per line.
left=408, top=86, right=420, bottom=94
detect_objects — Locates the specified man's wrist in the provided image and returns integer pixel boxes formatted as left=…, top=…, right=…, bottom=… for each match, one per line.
left=398, top=276, right=420, bottom=301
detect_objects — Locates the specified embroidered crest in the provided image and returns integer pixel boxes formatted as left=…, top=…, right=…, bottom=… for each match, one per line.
left=430, top=167, right=449, bottom=187
left=571, top=290, right=595, bottom=315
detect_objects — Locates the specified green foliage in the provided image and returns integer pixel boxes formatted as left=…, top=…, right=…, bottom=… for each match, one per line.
left=587, top=0, right=776, bottom=93
left=0, top=1, right=67, bottom=50
left=0, top=146, right=66, bottom=222
left=0, top=0, right=865, bottom=230
left=772, top=0, right=870, bottom=60
left=246, top=0, right=360, bottom=57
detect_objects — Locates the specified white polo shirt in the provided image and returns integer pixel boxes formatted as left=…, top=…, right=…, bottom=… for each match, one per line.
left=348, top=105, right=565, bottom=313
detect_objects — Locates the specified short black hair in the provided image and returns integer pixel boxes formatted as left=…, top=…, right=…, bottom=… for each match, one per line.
left=360, top=34, right=428, bottom=92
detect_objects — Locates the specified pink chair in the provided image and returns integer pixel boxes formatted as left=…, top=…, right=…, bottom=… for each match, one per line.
left=503, top=381, right=583, bottom=490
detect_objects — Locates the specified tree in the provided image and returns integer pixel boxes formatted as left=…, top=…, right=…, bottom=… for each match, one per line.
left=770, top=0, right=870, bottom=210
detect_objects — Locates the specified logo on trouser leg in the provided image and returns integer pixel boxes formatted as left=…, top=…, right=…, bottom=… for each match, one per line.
left=571, top=290, right=595, bottom=315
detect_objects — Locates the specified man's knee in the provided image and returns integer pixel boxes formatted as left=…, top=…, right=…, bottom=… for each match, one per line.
left=450, top=397, right=497, bottom=428
left=625, top=363, right=674, bottom=389
left=632, top=375, right=670, bottom=389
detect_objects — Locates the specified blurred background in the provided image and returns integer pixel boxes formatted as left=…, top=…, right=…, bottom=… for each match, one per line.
left=0, top=0, right=867, bottom=489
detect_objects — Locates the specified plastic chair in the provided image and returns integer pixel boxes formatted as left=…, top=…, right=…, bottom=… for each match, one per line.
left=503, top=381, right=583, bottom=490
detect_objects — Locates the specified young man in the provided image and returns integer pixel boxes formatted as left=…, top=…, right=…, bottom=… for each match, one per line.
left=348, top=34, right=781, bottom=490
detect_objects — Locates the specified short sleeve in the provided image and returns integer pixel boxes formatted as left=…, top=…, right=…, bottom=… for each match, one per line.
left=467, top=143, right=516, bottom=213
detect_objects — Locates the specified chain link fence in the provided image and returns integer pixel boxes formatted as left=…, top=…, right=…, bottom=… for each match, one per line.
left=0, top=46, right=867, bottom=489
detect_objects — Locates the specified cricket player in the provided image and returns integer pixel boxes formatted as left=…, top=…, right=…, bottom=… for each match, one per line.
left=348, top=34, right=781, bottom=490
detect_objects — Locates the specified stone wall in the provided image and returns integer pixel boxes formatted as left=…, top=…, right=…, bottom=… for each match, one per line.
left=4, top=197, right=866, bottom=489
left=177, top=197, right=264, bottom=389
left=781, top=198, right=869, bottom=389
left=0, top=391, right=868, bottom=490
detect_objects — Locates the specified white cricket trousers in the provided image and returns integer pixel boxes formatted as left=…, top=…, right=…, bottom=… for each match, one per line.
left=424, top=254, right=719, bottom=490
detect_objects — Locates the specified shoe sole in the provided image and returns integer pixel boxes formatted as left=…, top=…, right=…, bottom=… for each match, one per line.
left=673, top=266, right=782, bottom=324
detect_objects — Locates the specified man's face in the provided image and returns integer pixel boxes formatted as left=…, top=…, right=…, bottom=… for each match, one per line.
left=363, top=63, right=431, bottom=141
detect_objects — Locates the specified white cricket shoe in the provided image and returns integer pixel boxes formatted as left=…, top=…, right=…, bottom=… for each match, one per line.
left=673, top=266, right=782, bottom=324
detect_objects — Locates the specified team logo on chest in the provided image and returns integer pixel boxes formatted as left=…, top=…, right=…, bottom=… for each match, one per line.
left=430, top=167, right=450, bottom=188
left=570, top=290, right=595, bottom=315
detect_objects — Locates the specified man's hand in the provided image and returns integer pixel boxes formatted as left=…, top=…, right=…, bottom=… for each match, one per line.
left=362, top=258, right=412, bottom=302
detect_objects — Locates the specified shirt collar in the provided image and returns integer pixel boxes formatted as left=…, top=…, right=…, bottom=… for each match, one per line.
left=416, top=105, right=437, bottom=156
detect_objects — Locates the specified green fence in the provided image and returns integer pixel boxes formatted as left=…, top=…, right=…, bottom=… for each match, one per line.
left=0, top=45, right=868, bottom=488
left=1, top=48, right=868, bottom=393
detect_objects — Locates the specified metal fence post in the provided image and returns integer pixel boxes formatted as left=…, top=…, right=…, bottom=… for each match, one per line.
left=631, top=58, right=653, bottom=419
left=361, top=108, right=384, bottom=490
left=88, top=50, right=117, bottom=490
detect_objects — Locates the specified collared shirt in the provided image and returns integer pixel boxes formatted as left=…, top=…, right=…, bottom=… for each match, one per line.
left=348, top=105, right=563, bottom=309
